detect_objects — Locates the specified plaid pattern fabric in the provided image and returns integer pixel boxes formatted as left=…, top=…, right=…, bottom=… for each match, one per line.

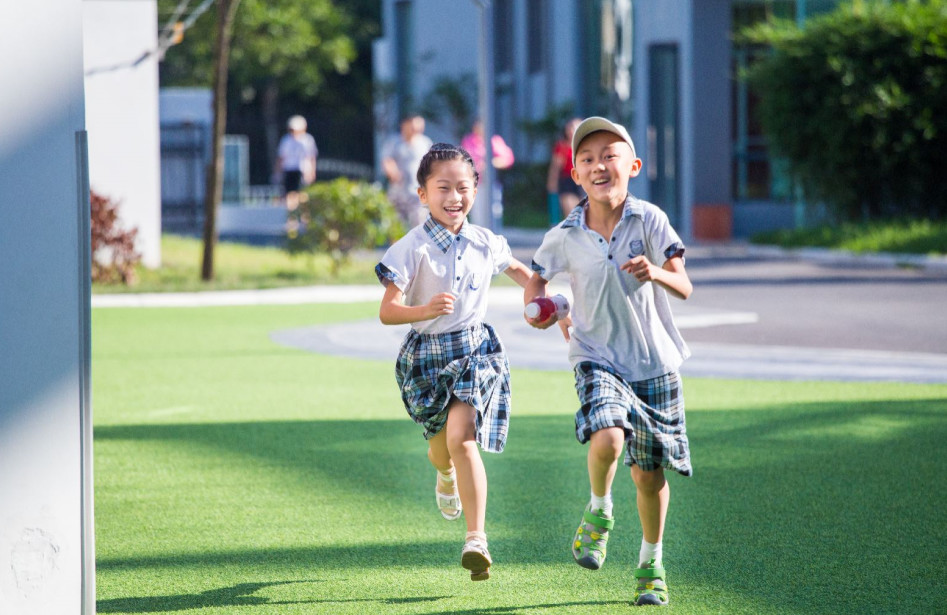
left=574, top=362, right=691, bottom=476
left=396, top=323, right=511, bottom=453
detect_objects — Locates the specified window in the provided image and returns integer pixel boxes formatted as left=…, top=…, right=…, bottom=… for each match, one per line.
left=730, top=0, right=841, bottom=202
left=494, top=0, right=513, bottom=73
left=394, top=1, right=414, bottom=117
left=527, top=0, right=547, bottom=74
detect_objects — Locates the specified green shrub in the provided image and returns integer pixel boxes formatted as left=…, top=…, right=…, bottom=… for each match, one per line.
left=741, top=1, right=947, bottom=222
left=287, top=178, right=403, bottom=275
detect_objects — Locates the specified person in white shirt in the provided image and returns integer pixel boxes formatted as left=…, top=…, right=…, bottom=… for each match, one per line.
left=381, top=114, right=433, bottom=228
left=276, top=115, right=318, bottom=211
left=376, top=143, right=531, bottom=581
left=525, top=117, right=693, bottom=607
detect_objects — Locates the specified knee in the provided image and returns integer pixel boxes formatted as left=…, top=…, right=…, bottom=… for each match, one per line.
left=631, top=466, right=666, bottom=494
left=589, top=428, right=624, bottom=464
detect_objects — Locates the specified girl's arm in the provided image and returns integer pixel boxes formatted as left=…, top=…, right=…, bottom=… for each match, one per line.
left=620, top=255, right=693, bottom=300
left=503, top=258, right=533, bottom=288
left=379, top=283, right=456, bottom=325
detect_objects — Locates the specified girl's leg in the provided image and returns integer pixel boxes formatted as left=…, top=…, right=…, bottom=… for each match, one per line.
left=427, top=429, right=455, bottom=495
left=444, top=398, right=487, bottom=534
left=630, top=465, right=669, bottom=550
left=587, top=427, right=624, bottom=497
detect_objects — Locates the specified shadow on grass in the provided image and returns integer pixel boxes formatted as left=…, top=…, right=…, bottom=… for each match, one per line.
left=95, top=396, right=947, bottom=615
left=96, top=580, right=450, bottom=613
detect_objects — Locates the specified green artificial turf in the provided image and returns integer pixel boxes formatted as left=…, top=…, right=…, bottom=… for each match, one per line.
left=92, top=304, right=947, bottom=614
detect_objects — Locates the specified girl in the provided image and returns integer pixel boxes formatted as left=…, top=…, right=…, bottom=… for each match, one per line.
left=375, top=143, right=531, bottom=581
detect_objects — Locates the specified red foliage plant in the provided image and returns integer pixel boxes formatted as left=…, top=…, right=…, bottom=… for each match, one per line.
left=90, top=189, right=141, bottom=284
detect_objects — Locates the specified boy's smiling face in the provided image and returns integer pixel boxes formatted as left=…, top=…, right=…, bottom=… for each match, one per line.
left=418, top=159, right=478, bottom=234
left=571, top=131, right=642, bottom=207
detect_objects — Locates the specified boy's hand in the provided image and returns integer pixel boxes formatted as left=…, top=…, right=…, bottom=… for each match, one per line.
left=621, top=255, right=659, bottom=283
left=425, top=292, right=456, bottom=318
left=557, top=315, right=573, bottom=341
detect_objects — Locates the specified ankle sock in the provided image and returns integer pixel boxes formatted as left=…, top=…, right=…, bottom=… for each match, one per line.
left=590, top=492, right=613, bottom=517
left=465, top=531, right=487, bottom=544
left=438, top=468, right=456, bottom=483
left=639, top=538, right=662, bottom=567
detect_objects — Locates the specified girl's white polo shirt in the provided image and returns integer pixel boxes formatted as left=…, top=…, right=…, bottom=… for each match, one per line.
left=531, top=197, right=691, bottom=382
left=376, top=217, right=514, bottom=334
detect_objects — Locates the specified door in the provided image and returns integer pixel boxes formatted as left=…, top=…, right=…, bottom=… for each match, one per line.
left=647, top=44, right=680, bottom=226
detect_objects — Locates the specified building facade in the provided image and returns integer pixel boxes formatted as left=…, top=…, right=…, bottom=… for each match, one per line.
left=374, top=0, right=842, bottom=239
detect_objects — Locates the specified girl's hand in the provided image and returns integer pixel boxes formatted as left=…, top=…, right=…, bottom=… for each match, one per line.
left=425, top=292, right=456, bottom=319
left=525, top=310, right=558, bottom=330
left=620, top=255, right=658, bottom=283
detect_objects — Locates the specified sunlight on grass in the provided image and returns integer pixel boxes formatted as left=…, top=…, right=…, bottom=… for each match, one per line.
left=93, top=234, right=381, bottom=294
left=752, top=218, right=947, bottom=255
left=92, top=304, right=947, bottom=614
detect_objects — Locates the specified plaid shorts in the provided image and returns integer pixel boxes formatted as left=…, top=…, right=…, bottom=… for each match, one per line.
left=574, top=362, right=691, bottom=476
left=396, top=322, right=511, bottom=453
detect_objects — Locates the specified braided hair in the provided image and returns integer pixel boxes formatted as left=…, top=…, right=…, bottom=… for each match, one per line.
left=416, top=143, right=480, bottom=188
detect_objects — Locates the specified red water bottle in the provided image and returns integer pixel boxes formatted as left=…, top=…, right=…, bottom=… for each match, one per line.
left=524, top=294, right=570, bottom=321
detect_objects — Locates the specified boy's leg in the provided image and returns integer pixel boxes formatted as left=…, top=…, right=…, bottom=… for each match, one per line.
left=631, top=464, right=670, bottom=606
left=588, top=427, right=624, bottom=498
left=630, top=465, right=668, bottom=552
left=573, top=426, right=624, bottom=570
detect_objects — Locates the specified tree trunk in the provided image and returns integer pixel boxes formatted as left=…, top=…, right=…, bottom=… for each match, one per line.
left=201, top=0, right=241, bottom=281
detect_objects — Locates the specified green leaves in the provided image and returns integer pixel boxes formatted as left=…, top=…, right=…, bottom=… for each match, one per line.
left=741, top=1, right=947, bottom=221
left=287, top=179, right=404, bottom=275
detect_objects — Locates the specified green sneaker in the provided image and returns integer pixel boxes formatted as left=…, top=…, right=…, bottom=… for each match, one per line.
left=633, top=559, right=669, bottom=606
left=571, top=504, right=614, bottom=570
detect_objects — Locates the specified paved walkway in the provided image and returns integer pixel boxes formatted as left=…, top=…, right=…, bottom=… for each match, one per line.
left=94, top=280, right=947, bottom=384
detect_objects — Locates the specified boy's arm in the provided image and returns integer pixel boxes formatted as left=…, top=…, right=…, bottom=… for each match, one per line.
left=379, top=283, right=455, bottom=325
left=620, top=254, right=693, bottom=300
left=503, top=258, right=533, bottom=288
left=523, top=272, right=573, bottom=339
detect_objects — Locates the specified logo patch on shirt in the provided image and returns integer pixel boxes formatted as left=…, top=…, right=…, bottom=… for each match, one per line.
left=629, top=239, right=645, bottom=257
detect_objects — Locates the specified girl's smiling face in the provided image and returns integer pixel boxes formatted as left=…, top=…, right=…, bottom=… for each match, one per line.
left=418, top=159, right=478, bottom=233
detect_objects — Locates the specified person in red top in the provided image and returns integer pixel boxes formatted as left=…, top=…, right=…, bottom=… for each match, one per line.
left=546, top=117, right=585, bottom=222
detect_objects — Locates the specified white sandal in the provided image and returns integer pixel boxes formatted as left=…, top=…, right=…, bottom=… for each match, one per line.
left=461, top=534, right=492, bottom=581
left=435, top=469, right=462, bottom=520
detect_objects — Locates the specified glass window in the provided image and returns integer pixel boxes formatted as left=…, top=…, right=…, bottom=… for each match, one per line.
left=527, top=0, right=547, bottom=74
left=394, top=1, right=414, bottom=117
left=494, top=0, right=513, bottom=73
left=730, top=0, right=841, bottom=202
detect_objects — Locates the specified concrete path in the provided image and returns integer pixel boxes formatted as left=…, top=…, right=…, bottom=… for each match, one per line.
left=92, top=242, right=947, bottom=384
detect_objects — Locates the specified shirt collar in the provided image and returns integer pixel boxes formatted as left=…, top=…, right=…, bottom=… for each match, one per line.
left=560, top=196, right=643, bottom=229
left=423, top=216, right=468, bottom=253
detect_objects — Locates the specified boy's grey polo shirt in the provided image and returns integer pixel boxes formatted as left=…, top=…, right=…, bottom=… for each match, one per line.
left=376, top=217, right=514, bottom=335
left=531, top=197, right=690, bottom=382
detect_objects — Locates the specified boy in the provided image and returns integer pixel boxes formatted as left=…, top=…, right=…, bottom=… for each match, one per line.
left=524, top=117, right=693, bottom=606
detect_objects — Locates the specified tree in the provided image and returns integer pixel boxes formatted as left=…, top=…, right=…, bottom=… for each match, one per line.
left=201, top=0, right=240, bottom=281
left=741, top=1, right=947, bottom=222
left=159, top=0, right=359, bottom=173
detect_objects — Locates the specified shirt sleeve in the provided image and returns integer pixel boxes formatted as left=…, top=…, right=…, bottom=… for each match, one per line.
left=646, top=208, right=686, bottom=266
left=530, top=229, right=566, bottom=281
left=374, top=242, right=412, bottom=291
left=489, top=231, right=514, bottom=275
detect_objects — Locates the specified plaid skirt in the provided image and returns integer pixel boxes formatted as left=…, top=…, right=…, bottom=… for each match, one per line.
left=395, top=322, right=511, bottom=453
left=574, top=362, right=691, bottom=476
